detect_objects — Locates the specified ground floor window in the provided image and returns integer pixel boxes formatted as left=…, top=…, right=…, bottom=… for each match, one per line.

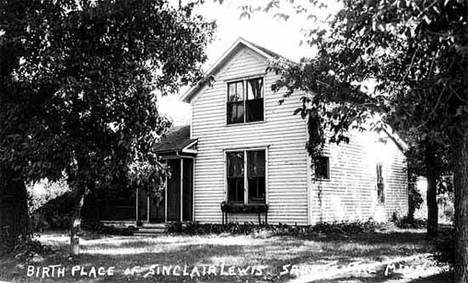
left=376, top=163, right=385, bottom=203
left=227, top=149, right=266, bottom=203
left=314, top=156, right=330, bottom=179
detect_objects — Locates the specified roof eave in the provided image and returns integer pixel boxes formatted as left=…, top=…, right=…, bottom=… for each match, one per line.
left=382, top=125, right=409, bottom=154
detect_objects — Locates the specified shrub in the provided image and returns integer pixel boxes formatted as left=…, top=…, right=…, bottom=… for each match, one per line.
left=13, top=239, right=53, bottom=261
left=31, top=191, right=136, bottom=236
left=81, top=220, right=137, bottom=236
left=31, top=191, right=99, bottom=232
left=31, top=192, right=76, bottom=231
left=167, top=221, right=183, bottom=233
left=391, top=212, right=427, bottom=229
left=169, top=220, right=381, bottom=237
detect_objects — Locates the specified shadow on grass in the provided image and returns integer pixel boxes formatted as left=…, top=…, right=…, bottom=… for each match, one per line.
left=306, top=272, right=450, bottom=283
left=407, top=272, right=452, bottom=283
left=42, top=243, right=250, bottom=266
left=307, top=274, right=404, bottom=283
left=308, top=231, right=427, bottom=245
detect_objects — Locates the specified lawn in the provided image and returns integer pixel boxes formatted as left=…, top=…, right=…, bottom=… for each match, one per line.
left=0, top=228, right=450, bottom=283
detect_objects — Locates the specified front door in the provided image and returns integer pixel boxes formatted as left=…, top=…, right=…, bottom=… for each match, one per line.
left=166, top=159, right=181, bottom=221
left=182, top=159, right=193, bottom=221
left=166, top=158, right=193, bottom=222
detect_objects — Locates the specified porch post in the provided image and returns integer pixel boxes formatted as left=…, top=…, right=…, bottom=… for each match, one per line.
left=180, top=158, right=184, bottom=222
left=135, top=188, right=139, bottom=223
left=164, top=170, right=168, bottom=222
left=147, top=196, right=150, bottom=222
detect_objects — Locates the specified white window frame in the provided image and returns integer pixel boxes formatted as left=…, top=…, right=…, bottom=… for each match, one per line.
left=224, top=147, right=268, bottom=204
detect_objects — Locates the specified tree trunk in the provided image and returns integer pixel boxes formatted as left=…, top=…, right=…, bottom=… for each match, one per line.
left=425, top=144, right=438, bottom=238
left=454, top=117, right=468, bottom=283
left=70, top=185, right=86, bottom=257
left=0, top=167, right=30, bottom=252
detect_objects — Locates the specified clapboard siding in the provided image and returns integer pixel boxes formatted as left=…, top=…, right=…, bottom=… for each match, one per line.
left=309, top=129, right=408, bottom=223
left=191, top=46, right=309, bottom=225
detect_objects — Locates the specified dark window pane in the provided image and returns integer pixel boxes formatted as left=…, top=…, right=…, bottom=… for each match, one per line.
left=228, top=81, right=244, bottom=102
left=227, top=102, right=244, bottom=124
left=246, top=78, right=263, bottom=122
left=246, top=99, right=264, bottom=122
left=228, top=177, right=244, bottom=203
left=376, top=164, right=383, bottom=183
left=227, top=152, right=244, bottom=203
left=247, top=150, right=265, bottom=203
left=315, top=156, right=329, bottom=179
left=227, top=152, right=244, bottom=177
left=247, top=78, right=263, bottom=100
left=376, top=164, right=384, bottom=203
left=247, top=150, right=265, bottom=177
left=377, top=183, right=385, bottom=203
left=248, top=177, right=265, bottom=203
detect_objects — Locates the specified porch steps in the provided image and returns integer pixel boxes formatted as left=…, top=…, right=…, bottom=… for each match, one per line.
left=134, top=223, right=167, bottom=236
left=102, top=220, right=136, bottom=228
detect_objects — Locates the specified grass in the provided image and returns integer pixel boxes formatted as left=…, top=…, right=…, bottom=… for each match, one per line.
left=0, top=228, right=450, bottom=283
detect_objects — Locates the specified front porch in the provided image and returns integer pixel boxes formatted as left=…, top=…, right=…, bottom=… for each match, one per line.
left=136, top=158, right=194, bottom=223
left=98, top=126, right=197, bottom=225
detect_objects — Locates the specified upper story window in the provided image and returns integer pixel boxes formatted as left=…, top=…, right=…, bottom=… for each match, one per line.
left=227, top=78, right=264, bottom=124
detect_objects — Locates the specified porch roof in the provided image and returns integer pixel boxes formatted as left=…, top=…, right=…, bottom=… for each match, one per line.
left=154, top=125, right=197, bottom=156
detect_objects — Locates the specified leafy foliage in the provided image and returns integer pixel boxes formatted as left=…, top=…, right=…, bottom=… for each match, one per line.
left=2, top=0, right=214, bottom=189
left=27, top=179, right=70, bottom=214
left=1, top=0, right=215, bottom=189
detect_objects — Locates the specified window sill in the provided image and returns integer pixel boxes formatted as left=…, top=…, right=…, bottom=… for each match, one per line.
left=313, top=178, right=331, bottom=182
left=226, top=120, right=266, bottom=127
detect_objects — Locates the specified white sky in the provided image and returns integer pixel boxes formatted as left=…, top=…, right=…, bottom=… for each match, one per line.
left=160, top=0, right=340, bottom=126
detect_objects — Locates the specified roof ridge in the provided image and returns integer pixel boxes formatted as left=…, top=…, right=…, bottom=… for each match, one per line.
left=240, top=38, right=285, bottom=59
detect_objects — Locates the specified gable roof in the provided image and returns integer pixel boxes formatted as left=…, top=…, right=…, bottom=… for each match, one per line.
left=154, top=125, right=197, bottom=155
left=180, top=37, right=284, bottom=103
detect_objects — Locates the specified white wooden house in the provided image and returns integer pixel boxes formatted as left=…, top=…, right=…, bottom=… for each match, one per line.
left=101, top=38, right=409, bottom=226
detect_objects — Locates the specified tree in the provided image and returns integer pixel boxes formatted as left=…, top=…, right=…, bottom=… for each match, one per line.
left=403, top=132, right=453, bottom=233
left=234, top=0, right=466, bottom=280
left=0, top=0, right=214, bottom=255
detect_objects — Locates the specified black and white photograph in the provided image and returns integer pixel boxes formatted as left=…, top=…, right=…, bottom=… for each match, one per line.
left=0, top=0, right=467, bottom=282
